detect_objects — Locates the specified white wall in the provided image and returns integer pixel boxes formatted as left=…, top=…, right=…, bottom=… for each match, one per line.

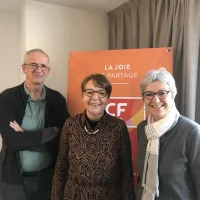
left=0, top=11, right=20, bottom=149
left=0, top=11, right=21, bottom=93
left=22, top=0, right=108, bottom=97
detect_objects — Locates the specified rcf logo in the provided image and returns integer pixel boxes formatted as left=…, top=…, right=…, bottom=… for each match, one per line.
left=106, top=97, right=145, bottom=128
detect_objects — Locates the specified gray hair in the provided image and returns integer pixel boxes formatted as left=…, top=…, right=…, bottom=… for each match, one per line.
left=140, top=67, right=177, bottom=99
left=24, top=48, right=50, bottom=64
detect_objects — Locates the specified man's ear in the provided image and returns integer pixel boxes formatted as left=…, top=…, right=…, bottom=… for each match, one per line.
left=22, top=64, right=26, bottom=74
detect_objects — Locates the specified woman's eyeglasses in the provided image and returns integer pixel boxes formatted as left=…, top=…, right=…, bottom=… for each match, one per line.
left=142, top=90, right=170, bottom=100
left=84, top=89, right=107, bottom=98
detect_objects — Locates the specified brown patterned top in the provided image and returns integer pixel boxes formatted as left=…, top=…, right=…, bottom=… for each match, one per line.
left=51, top=111, right=135, bottom=200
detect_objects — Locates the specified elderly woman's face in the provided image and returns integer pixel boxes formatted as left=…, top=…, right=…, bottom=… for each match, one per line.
left=82, top=79, right=109, bottom=121
left=143, top=81, right=174, bottom=121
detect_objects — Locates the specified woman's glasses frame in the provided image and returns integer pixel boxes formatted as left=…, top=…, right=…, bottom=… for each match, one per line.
left=142, top=90, right=170, bottom=100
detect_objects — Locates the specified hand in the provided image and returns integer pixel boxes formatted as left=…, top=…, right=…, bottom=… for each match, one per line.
left=42, top=127, right=60, bottom=143
left=53, top=127, right=60, bottom=133
left=10, top=120, right=24, bottom=132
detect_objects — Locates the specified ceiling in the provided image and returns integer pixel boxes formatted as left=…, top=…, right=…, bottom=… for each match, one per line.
left=0, top=0, right=129, bottom=13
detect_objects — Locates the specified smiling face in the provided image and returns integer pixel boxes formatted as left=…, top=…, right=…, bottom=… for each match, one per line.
left=82, top=79, right=109, bottom=121
left=143, top=81, right=174, bottom=121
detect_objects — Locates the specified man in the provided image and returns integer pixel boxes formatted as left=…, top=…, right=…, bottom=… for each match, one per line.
left=0, top=49, right=69, bottom=200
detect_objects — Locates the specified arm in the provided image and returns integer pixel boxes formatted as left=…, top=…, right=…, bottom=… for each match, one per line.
left=120, top=122, right=135, bottom=200
left=43, top=94, right=70, bottom=154
left=9, top=121, right=59, bottom=134
left=51, top=119, right=70, bottom=200
left=57, top=95, right=70, bottom=129
left=188, top=126, right=200, bottom=199
left=0, top=92, right=59, bottom=150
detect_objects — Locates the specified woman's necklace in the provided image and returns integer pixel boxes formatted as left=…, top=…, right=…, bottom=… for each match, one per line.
left=84, top=126, right=99, bottom=135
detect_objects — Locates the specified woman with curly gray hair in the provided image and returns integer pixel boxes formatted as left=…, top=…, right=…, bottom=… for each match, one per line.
left=136, top=68, right=200, bottom=200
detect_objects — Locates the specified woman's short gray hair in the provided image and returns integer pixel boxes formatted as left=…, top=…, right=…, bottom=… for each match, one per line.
left=140, top=67, right=177, bottom=99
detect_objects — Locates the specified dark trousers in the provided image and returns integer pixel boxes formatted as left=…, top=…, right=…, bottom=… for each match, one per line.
left=1, top=182, right=26, bottom=200
left=1, top=168, right=54, bottom=200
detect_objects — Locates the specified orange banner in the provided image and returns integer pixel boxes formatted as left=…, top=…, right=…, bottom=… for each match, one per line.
left=67, top=47, right=173, bottom=186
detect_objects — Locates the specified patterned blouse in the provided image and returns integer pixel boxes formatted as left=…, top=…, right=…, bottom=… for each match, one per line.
left=51, top=111, right=135, bottom=200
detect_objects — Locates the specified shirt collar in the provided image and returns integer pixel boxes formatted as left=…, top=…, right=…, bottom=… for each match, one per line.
left=24, top=83, right=46, bottom=101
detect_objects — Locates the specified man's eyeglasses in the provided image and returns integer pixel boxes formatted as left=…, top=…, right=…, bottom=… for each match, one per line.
left=142, top=90, right=170, bottom=100
left=24, top=63, right=50, bottom=71
left=84, top=89, right=107, bottom=98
